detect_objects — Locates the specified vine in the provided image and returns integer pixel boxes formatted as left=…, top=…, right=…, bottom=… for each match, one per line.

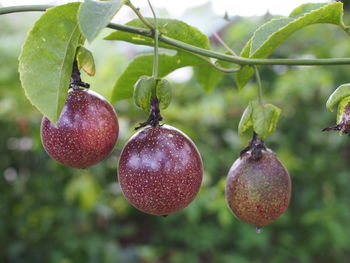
left=2, top=4, right=350, bottom=67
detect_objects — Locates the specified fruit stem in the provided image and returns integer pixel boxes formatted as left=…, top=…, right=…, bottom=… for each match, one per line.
left=133, top=0, right=163, bottom=131
left=135, top=96, right=163, bottom=130
left=240, top=132, right=266, bottom=161
left=70, top=60, right=90, bottom=90
left=322, top=122, right=350, bottom=135
left=322, top=101, right=350, bottom=135
left=254, top=66, right=263, bottom=105
left=148, top=0, right=159, bottom=80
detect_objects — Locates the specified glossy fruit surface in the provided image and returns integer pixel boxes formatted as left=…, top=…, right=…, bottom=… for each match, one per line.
left=118, top=125, right=203, bottom=216
left=41, top=89, right=119, bottom=168
left=226, top=149, right=291, bottom=227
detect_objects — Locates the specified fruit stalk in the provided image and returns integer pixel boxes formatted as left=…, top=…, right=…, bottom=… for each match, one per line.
left=322, top=101, right=350, bottom=135
left=135, top=96, right=163, bottom=130
left=147, top=0, right=159, bottom=80
left=254, top=66, right=263, bottom=105
left=240, top=132, right=267, bottom=161
left=70, top=60, right=90, bottom=90
left=134, top=0, right=164, bottom=130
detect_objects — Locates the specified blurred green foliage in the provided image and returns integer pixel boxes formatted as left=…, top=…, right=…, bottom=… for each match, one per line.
left=1, top=7, right=350, bottom=263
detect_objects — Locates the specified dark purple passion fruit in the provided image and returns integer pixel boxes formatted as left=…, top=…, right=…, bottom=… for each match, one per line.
left=118, top=125, right=203, bottom=216
left=41, top=89, right=119, bottom=168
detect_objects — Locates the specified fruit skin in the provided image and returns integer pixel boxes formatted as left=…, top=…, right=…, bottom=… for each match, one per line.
left=226, top=149, right=291, bottom=227
left=41, top=89, right=119, bottom=168
left=118, top=125, right=203, bottom=216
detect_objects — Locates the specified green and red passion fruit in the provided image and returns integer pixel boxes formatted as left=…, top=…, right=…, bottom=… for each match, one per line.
left=226, top=147, right=291, bottom=229
left=41, top=89, right=119, bottom=168
left=118, top=125, right=203, bottom=216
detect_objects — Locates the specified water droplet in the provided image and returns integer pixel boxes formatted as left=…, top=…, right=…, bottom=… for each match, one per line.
left=256, top=226, right=262, bottom=234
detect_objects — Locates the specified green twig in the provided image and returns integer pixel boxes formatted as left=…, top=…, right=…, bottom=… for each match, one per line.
left=254, top=66, right=263, bottom=105
left=2, top=5, right=350, bottom=66
left=125, top=1, right=154, bottom=30
left=0, top=5, right=51, bottom=14
left=147, top=0, right=158, bottom=79
left=191, top=53, right=241, bottom=73
left=212, top=31, right=237, bottom=56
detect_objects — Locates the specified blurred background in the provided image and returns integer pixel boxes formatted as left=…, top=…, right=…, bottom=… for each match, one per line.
left=1, top=0, right=350, bottom=262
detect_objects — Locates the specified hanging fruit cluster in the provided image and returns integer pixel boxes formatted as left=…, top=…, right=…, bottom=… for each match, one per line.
left=33, top=14, right=291, bottom=233
left=7, top=0, right=350, bottom=232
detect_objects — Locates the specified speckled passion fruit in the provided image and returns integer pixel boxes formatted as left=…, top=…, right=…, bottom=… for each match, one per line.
left=118, top=125, right=203, bottom=216
left=41, top=89, right=119, bottom=168
left=226, top=148, right=291, bottom=228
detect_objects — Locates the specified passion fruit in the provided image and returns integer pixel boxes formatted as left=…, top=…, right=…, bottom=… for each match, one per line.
left=118, top=125, right=203, bottom=216
left=226, top=136, right=291, bottom=229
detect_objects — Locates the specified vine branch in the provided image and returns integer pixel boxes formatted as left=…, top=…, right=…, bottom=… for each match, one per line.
left=125, top=1, right=154, bottom=30
left=2, top=5, right=350, bottom=66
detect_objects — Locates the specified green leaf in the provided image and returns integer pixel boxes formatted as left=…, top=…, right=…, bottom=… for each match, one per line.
left=76, top=46, right=96, bottom=76
left=105, top=17, right=210, bottom=50
left=156, top=78, right=172, bottom=110
left=251, top=102, right=266, bottom=138
left=105, top=18, right=221, bottom=92
left=238, top=103, right=253, bottom=135
left=264, top=103, right=282, bottom=135
left=133, top=76, right=156, bottom=112
left=326, top=83, right=350, bottom=112
left=78, top=0, right=124, bottom=42
left=19, top=3, right=81, bottom=124
left=236, top=2, right=344, bottom=88
left=251, top=101, right=281, bottom=139
left=133, top=76, right=172, bottom=112
left=250, top=18, right=294, bottom=56
left=112, top=52, right=202, bottom=102
left=337, top=96, right=350, bottom=124
left=193, top=65, right=224, bottom=93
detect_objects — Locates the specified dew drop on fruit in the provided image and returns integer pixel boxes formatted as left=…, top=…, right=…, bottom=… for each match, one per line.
left=256, top=226, right=262, bottom=234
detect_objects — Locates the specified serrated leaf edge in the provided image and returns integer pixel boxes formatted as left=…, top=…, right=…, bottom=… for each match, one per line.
left=250, top=2, right=342, bottom=58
